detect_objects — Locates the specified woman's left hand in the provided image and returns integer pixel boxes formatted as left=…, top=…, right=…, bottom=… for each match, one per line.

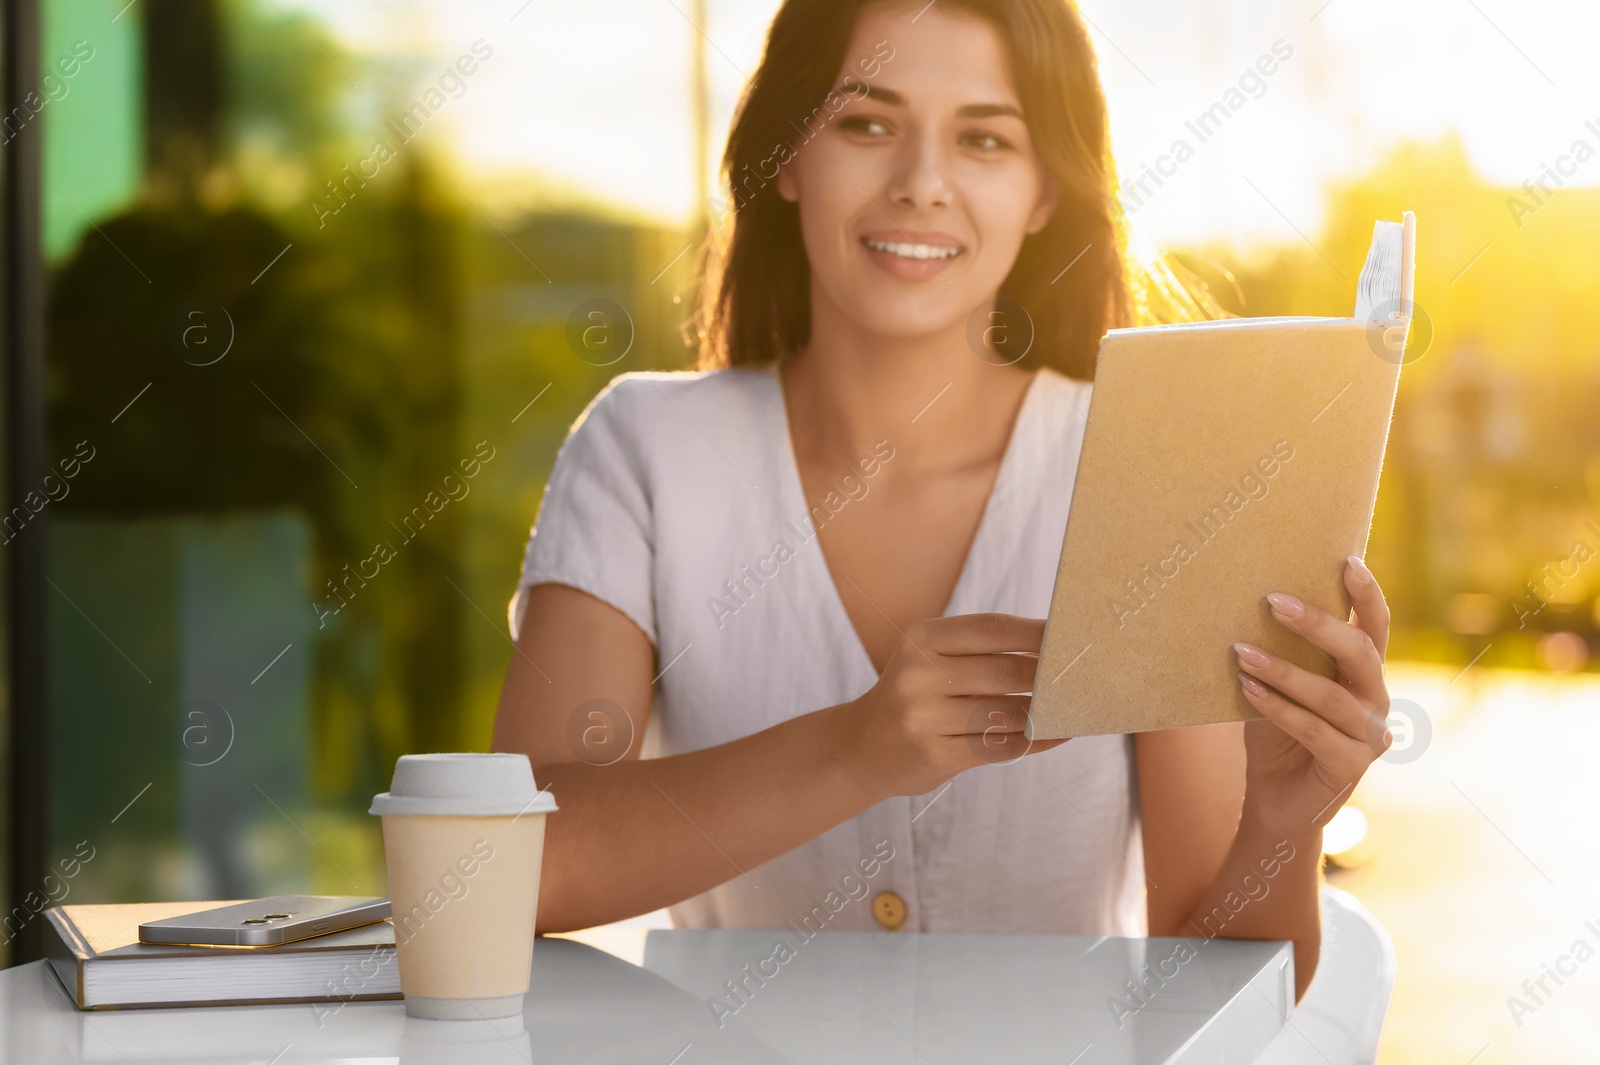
left=1233, top=555, right=1393, bottom=836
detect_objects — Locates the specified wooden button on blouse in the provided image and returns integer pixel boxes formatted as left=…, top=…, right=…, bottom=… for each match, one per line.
left=872, top=890, right=907, bottom=931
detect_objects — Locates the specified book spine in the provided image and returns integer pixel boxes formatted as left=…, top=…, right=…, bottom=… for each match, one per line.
left=81, top=989, right=404, bottom=1011
left=42, top=908, right=91, bottom=1008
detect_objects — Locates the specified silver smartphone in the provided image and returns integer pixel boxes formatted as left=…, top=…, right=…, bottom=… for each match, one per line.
left=138, top=895, right=392, bottom=946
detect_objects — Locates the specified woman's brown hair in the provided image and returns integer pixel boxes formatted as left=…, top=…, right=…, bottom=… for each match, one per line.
left=690, top=0, right=1213, bottom=381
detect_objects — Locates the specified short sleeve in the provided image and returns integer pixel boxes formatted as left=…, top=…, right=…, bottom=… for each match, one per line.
left=508, top=376, right=655, bottom=645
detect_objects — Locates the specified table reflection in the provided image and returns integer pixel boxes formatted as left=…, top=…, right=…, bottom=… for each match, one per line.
left=1, top=929, right=1288, bottom=1064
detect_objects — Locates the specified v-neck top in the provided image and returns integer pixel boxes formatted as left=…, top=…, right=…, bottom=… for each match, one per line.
left=510, top=364, right=1146, bottom=937
left=775, top=365, right=1034, bottom=674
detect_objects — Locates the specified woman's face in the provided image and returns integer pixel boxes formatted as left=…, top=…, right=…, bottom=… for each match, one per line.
left=776, top=2, right=1056, bottom=345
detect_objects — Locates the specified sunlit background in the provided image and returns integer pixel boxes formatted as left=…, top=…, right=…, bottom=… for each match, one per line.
left=19, top=0, right=1600, bottom=1061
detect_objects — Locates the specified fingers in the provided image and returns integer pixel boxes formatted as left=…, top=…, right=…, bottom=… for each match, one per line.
left=973, top=734, right=1071, bottom=763
left=954, top=695, right=1029, bottom=739
left=951, top=696, right=1069, bottom=764
left=1264, top=591, right=1385, bottom=703
left=1344, top=556, right=1391, bottom=659
left=933, top=651, right=1040, bottom=696
left=913, top=613, right=1045, bottom=657
left=1237, top=673, right=1374, bottom=783
left=1234, top=641, right=1371, bottom=740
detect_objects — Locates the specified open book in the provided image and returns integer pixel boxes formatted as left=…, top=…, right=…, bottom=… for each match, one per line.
left=1028, top=213, right=1415, bottom=738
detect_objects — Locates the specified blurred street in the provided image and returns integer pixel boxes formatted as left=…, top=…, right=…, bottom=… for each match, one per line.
left=1341, top=663, right=1600, bottom=1063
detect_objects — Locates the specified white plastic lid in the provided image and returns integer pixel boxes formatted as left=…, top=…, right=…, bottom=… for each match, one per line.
left=369, top=753, right=558, bottom=817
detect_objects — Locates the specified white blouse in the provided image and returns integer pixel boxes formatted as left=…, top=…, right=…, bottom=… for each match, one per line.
left=510, top=363, right=1147, bottom=937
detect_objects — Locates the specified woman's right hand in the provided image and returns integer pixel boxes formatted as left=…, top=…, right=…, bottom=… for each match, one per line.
left=844, top=613, right=1069, bottom=798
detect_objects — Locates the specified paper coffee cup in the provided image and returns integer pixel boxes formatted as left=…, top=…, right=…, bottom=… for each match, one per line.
left=370, top=753, right=558, bottom=1020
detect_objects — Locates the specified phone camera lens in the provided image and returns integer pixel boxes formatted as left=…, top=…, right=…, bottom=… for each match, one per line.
left=241, top=919, right=269, bottom=924
left=263, top=913, right=291, bottom=919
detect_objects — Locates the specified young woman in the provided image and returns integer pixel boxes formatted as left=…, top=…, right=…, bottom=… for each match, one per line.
left=493, top=0, right=1393, bottom=1000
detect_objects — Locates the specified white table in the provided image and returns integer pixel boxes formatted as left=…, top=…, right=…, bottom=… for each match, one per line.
left=1, top=928, right=1293, bottom=1064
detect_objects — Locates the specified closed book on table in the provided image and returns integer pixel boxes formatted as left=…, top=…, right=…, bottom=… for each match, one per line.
left=44, top=900, right=401, bottom=1010
left=1029, top=213, right=1415, bottom=738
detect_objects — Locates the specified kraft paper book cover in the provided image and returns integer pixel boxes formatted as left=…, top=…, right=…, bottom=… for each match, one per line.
left=1028, top=212, right=1415, bottom=739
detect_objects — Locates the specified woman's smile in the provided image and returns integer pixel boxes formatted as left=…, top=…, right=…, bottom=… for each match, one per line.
left=859, top=230, right=966, bottom=282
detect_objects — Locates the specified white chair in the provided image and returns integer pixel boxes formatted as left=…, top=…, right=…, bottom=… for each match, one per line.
left=1252, top=885, right=1397, bottom=1065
